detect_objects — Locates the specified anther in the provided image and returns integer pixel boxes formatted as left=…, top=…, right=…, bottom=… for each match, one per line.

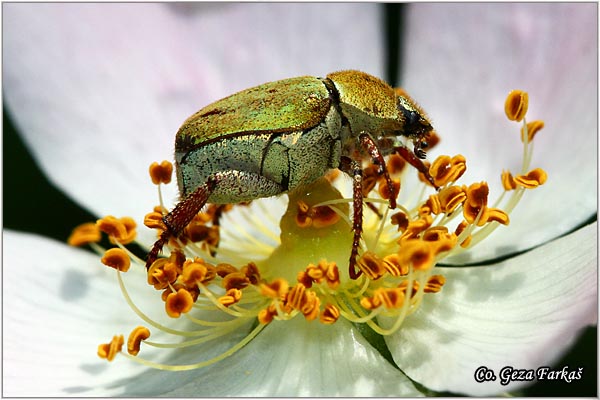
left=149, top=160, right=173, bottom=185
left=68, top=222, right=101, bottom=246
left=100, top=248, right=131, bottom=272
left=320, top=304, right=340, bottom=324
left=219, top=288, right=243, bottom=307
left=501, top=170, right=517, bottom=191
left=521, top=120, right=544, bottom=143
left=424, top=275, right=446, bottom=293
left=515, top=168, right=548, bottom=188
left=356, top=251, right=387, bottom=280
left=165, top=288, right=194, bottom=318
left=504, top=89, right=529, bottom=122
left=127, top=326, right=150, bottom=356
left=98, top=335, right=124, bottom=361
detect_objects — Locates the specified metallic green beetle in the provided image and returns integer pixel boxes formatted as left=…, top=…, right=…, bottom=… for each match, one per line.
left=147, top=70, right=436, bottom=279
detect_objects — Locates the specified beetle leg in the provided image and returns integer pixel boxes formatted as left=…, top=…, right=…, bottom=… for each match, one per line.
left=340, top=156, right=364, bottom=280
left=358, top=132, right=397, bottom=209
left=145, top=176, right=217, bottom=269
left=394, top=143, right=440, bottom=190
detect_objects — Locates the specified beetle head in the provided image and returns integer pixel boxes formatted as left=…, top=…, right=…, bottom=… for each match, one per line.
left=396, top=89, right=433, bottom=159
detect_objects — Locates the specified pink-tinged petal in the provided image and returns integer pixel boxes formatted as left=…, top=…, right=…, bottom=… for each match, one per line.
left=4, top=3, right=383, bottom=247
left=401, top=3, right=597, bottom=262
left=384, top=222, right=597, bottom=395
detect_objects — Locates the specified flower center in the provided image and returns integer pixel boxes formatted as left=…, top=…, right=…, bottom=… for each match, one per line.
left=67, top=89, right=547, bottom=370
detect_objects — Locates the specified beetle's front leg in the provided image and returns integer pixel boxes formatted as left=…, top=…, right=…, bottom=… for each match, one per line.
left=146, top=176, right=217, bottom=269
left=340, top=156, right=364, bottom=280
left=358, top=132, right=397, bottom=209
left=394, top=143, right=440, bottom=190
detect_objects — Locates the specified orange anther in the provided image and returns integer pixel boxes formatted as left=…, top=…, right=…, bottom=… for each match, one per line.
left=320, top=304, right=340, bottom=324
left=67, top=222, right=101, bottom=246
left=127, top=326, right=150, bottom=356
left=222, top=272, right=250, bottom=291
left=501, top=170, right=517, bottom=191
left=165, top=288, right=194, bottom=318
left=100, top=248, right=131, bottom=272
left=149, top=160, right=173, bottom=185
left=424, top=275, right=446, bottom=293
left=505, top=90, right=529, bottom=122
left=521, top=120, right=544, bottom=143
left=515, top=168, right=548, bottom=188
left=357, top=251, right=387, bottom=280
left=98, top=335, right=124, bottom=361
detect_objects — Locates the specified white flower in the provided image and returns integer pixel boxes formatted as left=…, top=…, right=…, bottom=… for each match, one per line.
left=4, top=3, right=596, bottom=397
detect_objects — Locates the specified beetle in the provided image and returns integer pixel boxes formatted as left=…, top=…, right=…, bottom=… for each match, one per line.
left=146, top=70, right=437, bottom=279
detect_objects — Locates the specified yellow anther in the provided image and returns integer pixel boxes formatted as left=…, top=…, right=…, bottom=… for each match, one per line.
left=399, top=280, right=420, bottom=299
left=382, top=253, right=409, bottom=276
left=356, top=251, right=387, bottom=280
left=96, top=216, right=137, bottom=245
left=501, top=170, right=517, bottom=191
left=323, top=261, right=340, bottom=289
left=390, top=211, right=409, bottom=232
left=100, top=248, right=131, bottom=272
left=514, top=168, right=548, bottom=188
left=429, top=154, right=467, bottom=187
left=147, top=257, right=181, bottom=290
left=398, top=239, right=435, bottom=271
left=295, top=200, right=340, bottom=229
left=127, top=326, right=150, bottom=356
left=222, top=272, right=250, bottom=291
left=98, top=335, right=124, bottom=362
left=241, top=262, right=261, bottom=285
left=463, top=182, right=489, bottom=224
left=521, top=120, right=544, bottom=143
left=301, top=291, right=321, bottom=321
left=438, top=185, right=467, bottom=214
left=361, top=287, right=405, bottom=310
left=386, top=153, right=407, bottom=174
left=287, top=283, right=307, bottom=311
left=67, top=222, right=101, bottom=246
left=185, top=223, right=219, bottom=246
left=485, top=208, right=510, bottom=225
left=165, top=288, right=194, bottom=318
left=144, top=211, right=166, bottom=230
left=320, top=304, right=340, bottom=324
left=258, top=307, right=275, bottom=324
left=215, top=263, right=238, bottom=278
left=149, top=160, right=173, bottom=185
left=219, top=288, right=243, bottom=307
left=306, top=263, right=324, bottom=280
left=455, top=220, right=473, bottom=248
left=426, top=194, right=442, bottom=215
left=378, top=177, right=400, bottom=201
left=505, top=89, right=529, bottom=122
left=260, top=278, right=289, bottom=299
left=180, top=261, right=209, bottom=287
left=424, top=275, right=446, bottom=293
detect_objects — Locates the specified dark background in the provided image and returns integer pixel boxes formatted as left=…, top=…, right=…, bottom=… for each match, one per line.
left=3, top=4, right=596, bottom=396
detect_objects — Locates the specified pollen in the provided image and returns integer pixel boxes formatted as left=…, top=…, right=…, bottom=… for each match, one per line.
left=67, top=222, right=101, bottom=246
left=98, top=335, right=124, bottom=362
left=127, top=326, right=150, bottom=356
left=100, top=248, right=131, bottom=272
left=504, top=89, right=529, bottom=122
left=149, top=160, right=173, bottom=185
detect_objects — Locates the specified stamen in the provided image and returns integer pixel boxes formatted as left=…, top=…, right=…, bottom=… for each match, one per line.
left=98, top=335, right=124, bottom=361
left=501, top=170, right=517, bottom=191
left=424, top=275, right=446, bottom=293
left=504, top=89, right=529, bottom=122
left=429, top=155, right=467, bottom=187
left=127, top=326, right=151, bottom=356
left=514, top=168, right=548, bottom=188
left=149, top=160, right=173, bottom=185
left=320, top=304, right=340, bottom=324
left=96, top=216, right=137, bottom=244
left=521, top=120, right=544, bottom=143
left=100, top=248, right=131, bottom=272
left=165, top=288, right=194, bottom=318
left=68, top=222, right=101, bottom=246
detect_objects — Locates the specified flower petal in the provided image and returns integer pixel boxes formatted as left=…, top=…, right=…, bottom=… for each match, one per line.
left=384, top=222, right=597, bottom=395
left=157, top=317, right=423, bottom=397
left=401, top=3, right=597, bottom=262
left=3, top=230, right=138, bottom=396
left=4, top=3, right=383, bottom=247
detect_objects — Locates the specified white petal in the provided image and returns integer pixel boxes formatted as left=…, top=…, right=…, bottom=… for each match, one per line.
left=384, top=222, right=597, bottom=395
left=4, top=3, right=383, bottom=247
left=160, top=317, right=422, bottom=397
left=3, top=230, right=136, bottom=396
left=401, top=3, right=597, bottom=261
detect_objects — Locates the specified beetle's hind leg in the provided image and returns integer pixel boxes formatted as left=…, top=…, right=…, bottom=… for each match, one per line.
left=358, top=132, right=398, bottom=209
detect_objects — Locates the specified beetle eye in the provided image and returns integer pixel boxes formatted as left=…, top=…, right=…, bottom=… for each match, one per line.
left=420, top=141, right=428, bottom=149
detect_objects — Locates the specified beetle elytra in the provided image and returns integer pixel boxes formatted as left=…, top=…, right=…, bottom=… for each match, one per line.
left=147, top=70, right=437, bottom=279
